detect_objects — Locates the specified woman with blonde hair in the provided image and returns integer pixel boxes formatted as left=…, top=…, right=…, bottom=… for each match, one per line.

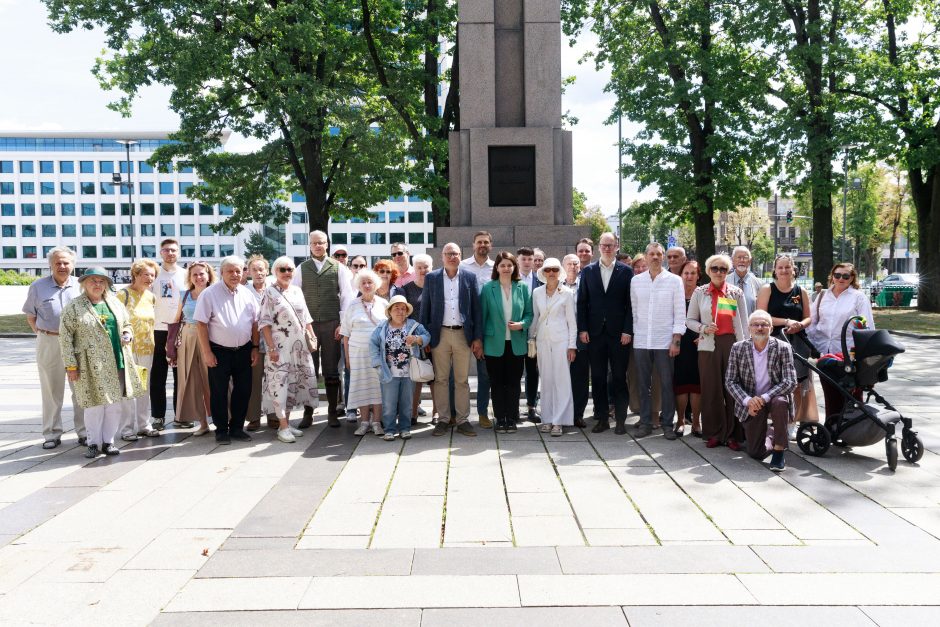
left=172, top=260, right=217, bottom=435
left=686, top=254, right=748, bottom=450
left=118, top=258, right=161, bottom=441
left=342, top=268, right=388, bottom=435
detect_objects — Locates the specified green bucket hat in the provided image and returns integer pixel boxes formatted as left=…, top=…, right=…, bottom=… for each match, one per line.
left=78, top=267, right=114, bottom=287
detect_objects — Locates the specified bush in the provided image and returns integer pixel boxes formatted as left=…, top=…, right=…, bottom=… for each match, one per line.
left=0, top=270, right=39, bottom=286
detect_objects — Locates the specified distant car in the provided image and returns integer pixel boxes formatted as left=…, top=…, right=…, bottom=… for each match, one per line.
left=871, top=273, right=919, bottom=299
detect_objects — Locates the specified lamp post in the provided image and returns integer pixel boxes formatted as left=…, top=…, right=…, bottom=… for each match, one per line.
left=617, top=114, right=623, bottom=249
left=113, top=140, right=138, bottom=260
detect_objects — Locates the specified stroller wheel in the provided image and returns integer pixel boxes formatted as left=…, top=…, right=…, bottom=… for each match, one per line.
left=797, top=422, right=831, bottom=456
left=886, top=437, right=899, bottom=471
left=901, top=431, right=924, bottom=463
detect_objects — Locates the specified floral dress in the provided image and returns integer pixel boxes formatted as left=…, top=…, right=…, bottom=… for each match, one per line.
left=341, top=297, right=388, bottom=407
left=259, top=285, right=319, bottom=418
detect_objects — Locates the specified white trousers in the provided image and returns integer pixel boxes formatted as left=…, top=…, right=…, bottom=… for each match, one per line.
left=85, top=401, right=123, bottom=447
left=536, top=337, right=574, bottom=426
left=37, top=332, right=86, bottom=441
left=121, top=353, right=153, bottom=436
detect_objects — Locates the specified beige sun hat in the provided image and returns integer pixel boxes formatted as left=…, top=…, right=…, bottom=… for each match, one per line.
left=536, top=257, right=563, bottom=284
left=385, top=294, right=414, bottom=317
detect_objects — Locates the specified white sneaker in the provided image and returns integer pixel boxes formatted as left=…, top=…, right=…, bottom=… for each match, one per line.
left=277, top=429, right=296, bottom=443
left=354, top=422, right=370, bottom=436
left=788, top=424, right=798, bottom=441
left=372, top=423, right=385, bottom=436
left=382, top=432, right=395, bottom=441
left=289, top=426, right=303, bottom=437
left=346, top=410, right=359, bottom=423
left=401, top=431, right=412, bottom=440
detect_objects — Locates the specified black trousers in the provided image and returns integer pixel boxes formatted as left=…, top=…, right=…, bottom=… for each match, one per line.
left=151, top=330, right=178, bottom=419
left=570, top=347, right=590, bottom=420
left=524, top=354, right=539, bottom=407
left=207, top=342, right=253, bottom=435
left=485, top=343, right=525, bottom=423
left=588, top=329, right=630, bottom=421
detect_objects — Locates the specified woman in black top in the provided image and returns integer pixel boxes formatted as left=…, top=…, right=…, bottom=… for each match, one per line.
left=756, top=254, right=816, bottom=437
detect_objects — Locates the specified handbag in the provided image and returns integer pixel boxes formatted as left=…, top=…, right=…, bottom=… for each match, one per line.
left=407, top=321, right=434, bottom=382
left=165, top=290, right=189, bottom=362
left=303, top=327, right=318, bottom=353
left=268, top=285, right=317, bottom=353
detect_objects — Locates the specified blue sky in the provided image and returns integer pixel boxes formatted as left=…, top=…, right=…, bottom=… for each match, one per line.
left=0, top=0, right=648, bottom=215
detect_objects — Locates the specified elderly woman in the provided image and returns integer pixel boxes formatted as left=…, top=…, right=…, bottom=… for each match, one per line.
left=342, top=269, right=389, bottom=436
left=530, top=258, right=577, bottom=436
left=172, top=261, right=216, bottom=436
left=674, top=261, right=703, bottom=437
left=756, top=254, right=817, bottom=439
left=401, top=253, right=433, bottom=420
left=370, top=295, right=431, bottom=440
left=60, top=268, right=145, bottom=459
left=118, top=259, right=161, bottom=441
left=686, top=254, right=748, bottom=449
left=259, top=256, right=320, bottom=443
left=373, top=259, right=402, bottom=300
left=481, top=251, right=533, bottom=433
left=808, top=263, right=875, bottom=419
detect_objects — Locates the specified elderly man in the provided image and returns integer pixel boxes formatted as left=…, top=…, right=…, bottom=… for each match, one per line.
left=419, top=242, right=483, bottom=437
left=578, top=232, right=634, bottom=433
left=23, top=246, right=86, bottom=449
left=293, top=230, right=355, bottom=427
left=631, top=242, right=686, bottom=439
left=725, top=310, right=797, bottom=471
left=194, top=256, right=261, bottom=444
left=666, top=246, right=687, bottom=275
left=460, top=231, right=495, bottom=428
left=731, top=246, right=763, bottom=315
left=151, top=238, right=188, bottom=429
left=390, top=243, right=416, bottom=287
left=533, top=248, right=546, bottom=271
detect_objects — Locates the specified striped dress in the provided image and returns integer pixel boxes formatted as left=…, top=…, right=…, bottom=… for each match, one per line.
left=341, top=297, right=388, bottom=407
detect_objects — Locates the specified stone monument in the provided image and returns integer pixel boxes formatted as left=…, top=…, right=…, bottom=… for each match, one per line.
left=438, top=0, right=589, bottom=257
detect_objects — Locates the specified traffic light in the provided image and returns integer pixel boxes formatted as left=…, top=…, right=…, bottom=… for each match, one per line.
left=786, top=210, right=793, bottom=223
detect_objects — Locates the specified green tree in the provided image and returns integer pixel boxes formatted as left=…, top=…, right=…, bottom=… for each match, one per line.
left=575, top=205, right=610, bottom=244
left=572, top=188, right=588, bottom=222
left=243, top=229, right=280, bottom=263
left=42, top=0, right=413, bottom=234
left=619, top=203, right=651, bottom=255
left=751, top=230, right=775, bottom=269
left=562, top=0, right=778, bottom=266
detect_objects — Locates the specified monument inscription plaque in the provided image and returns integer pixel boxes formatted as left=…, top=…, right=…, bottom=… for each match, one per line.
left=488, top=146, right=536, bottom=207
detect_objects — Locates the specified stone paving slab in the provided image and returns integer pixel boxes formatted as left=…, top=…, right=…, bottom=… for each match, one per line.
left=164, top=576, right=312, bottom=612
left=410, top=547, right=561, bottom=575
left=301, top=575, right=521, bottom=609
left=623, top=606, right=877, bottom=627
left=858, top=606, right=940, bottom=627
left=421, top=606, right=629, bottom=626
left=197, top=548, right=414, bottom=578
left=556, top=545, right=770, bottom=574
left=738, top=573, right=940, bottom=605
left=518, top=574, right=756, bottom=606
left=152, top=609, right=423, bottom=627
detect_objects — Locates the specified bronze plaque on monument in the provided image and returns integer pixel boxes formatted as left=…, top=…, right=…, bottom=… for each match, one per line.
left=488, top=146, right=536, bottom=207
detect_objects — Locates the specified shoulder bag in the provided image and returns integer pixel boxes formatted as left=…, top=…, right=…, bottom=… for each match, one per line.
left=407, top=321, right=434, bottom=382
left=269, top=285, right=318, bottom=353
left=165, top=290, right=189, bottom=362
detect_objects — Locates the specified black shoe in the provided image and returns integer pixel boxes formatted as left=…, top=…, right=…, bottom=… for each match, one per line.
left=299, top=406, right=314, bottom=429
left=173, top=421, right=195, bottom=429
left=662, top=426, right=677, bottom=441
left=506, top=420, right=518, bottom=433
left=215, top=432, right=231, bottom=445
left=42, top=438, right=61, bottom=450
left=102, top=443, right=120, bottom=456
left=495, top=419, right=508, bottom=434
left=574, top=417, right=587, bottom=429
left=592, top=420, right=610, bottom=433
left=527, top=407, right=541, bottom=424
left=335, top=403, right=346, bottom=418
left=152, top=418, right=165, bottom=431
left=614, top=422, right=627, bottom=435
left=230, top=431, right=253, bottom=442
left=78, top=437, right=87, bottom=446
left=770, top=450, right=786, bottom=472
left=84, top=444, right=100, bottom=459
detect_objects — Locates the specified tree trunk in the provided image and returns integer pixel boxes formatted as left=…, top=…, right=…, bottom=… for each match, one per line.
left=693, top=203, right=716, bottom=264
left=809, top=145, right=835, bottom=285
left=912, top=163, right=940, bottom=312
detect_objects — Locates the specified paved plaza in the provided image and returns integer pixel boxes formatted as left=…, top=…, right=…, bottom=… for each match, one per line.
left=1, top=335, right=940, bottom=625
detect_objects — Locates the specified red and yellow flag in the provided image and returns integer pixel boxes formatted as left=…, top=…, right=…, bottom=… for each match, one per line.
left=716, top=296, right=738, bottom=317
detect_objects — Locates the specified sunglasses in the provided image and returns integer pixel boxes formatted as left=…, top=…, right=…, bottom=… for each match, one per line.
left=377, top=270, right=391, bottom=274
left=352, top=263, right=366, bottom=269
left=542, top=268, right=559, bottom=273
left=278, top=267, right=295, bottom=273
left=832, top=272, right=852, bottom=280
left=391, top=251, right=406, bottom=257
left=333, top=252, right=347, bottom=258
left=709, top=266, right=729, bottom=273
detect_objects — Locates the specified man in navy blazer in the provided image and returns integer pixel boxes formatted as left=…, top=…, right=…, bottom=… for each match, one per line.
left=577, top=231, right=634, bottom=434
left=419, top=242, right=484, bottom=437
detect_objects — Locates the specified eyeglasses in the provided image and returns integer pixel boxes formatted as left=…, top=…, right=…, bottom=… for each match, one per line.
left=352, top=263, right=366, bottom=269
left=161, top=248, right=178, bottom=253
left=333, top=252, right=347, bottom=258
left=311, top=240, right=328, bottom=246
left=832, top=272, right=852, bottom=280
left=391, top=251, right=406, bottom=257
left=599, top=243, right=617, bottom=249
left=749, top=322, right=772, bottom=328
left=542, top=268, right=559, bottom=273
left=709, top=266, right=730, bottom=274
left=443, top=252, right=460, bottom=257
left=278, top=267, right=295, bottom=273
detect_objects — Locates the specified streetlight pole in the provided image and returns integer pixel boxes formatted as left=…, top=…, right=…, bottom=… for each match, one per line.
left=115, top=140, right=138, bottom=260
left=841, top=148, right=850, bottom=262
left=771, top=192, right=778, bottom=258
left=617, top=114, right=623, bottom=249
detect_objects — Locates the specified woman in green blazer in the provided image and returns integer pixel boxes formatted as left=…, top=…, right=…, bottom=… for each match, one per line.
left=481, top=252, right=533, bottom=432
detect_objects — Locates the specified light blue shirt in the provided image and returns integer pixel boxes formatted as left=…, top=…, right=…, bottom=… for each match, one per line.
left=22, top=275, right=81, bottom=332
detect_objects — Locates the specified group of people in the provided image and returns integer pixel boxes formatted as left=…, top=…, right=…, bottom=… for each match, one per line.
left=23, top=229, right=875, bottom=472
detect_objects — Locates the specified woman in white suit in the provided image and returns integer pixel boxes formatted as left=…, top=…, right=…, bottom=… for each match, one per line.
left=530, top=257, right=578, bottom=436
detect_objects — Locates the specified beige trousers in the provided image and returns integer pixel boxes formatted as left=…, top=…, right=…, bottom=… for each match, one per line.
left=431, top=328, right=471, bottom=425
left=37, top=332, right=86, bottom=441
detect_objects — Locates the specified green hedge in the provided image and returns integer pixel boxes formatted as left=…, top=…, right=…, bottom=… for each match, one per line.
left=0, top=270, right=39, bottom=286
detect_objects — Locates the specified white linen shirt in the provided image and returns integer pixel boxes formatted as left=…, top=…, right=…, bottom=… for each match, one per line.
left=290, top=256, right=355, bottom=315
left=808, top=287, right=875, bottom=354
left=460, top=257, right=494, bottom=292
left=442, top=270, right=462, bottom=326
left=630, top=269, right=686, bottom=349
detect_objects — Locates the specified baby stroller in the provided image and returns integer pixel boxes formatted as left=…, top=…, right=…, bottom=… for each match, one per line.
left=792, top=316, right=923, bottom=471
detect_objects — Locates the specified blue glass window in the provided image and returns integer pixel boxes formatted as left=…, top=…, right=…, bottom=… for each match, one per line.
left=42, top=224, right=56, bottom=237
left=99, top=161, right=114, bottom=174
left=62, top=224, right=76, bottom=237
left=40, top=182, right=55, bottom=195
left=1, top=225, right=14, bottom=237
left=139, top=182, right=154, bottom=194
left=100, top=182, right=115, bottom=194
left=160, top=203, right=174, bottom=215
left=119, top=161, right=134, bottom=174
left=292, top=233, right=308, bottom=245
left=160, top=224, right=176, bottom=237
left=141, top=245, right=156, bottom=258
left=180, top=224, right=194, bottom=236
left=180, top=203, right=194, bottom=215
left=20, top=182, right=34, bottom=194
left=0, top=182, right=13, bottom=194
left=102, top=224, right=116, bottom=237
left=388, top=211, right=405, bottom=223
left=350, top=233, right=366, bottom=245
left=22, top=225, right=36, bottom=237
left=19, top=161, right=33, bottom=173
left=199, top=204, right=213, bottom=215
left=369, top=232, right=386, bottom=245
left=389, top=195, right=404, bottom=202
left=158, top=162, right=173, bottom=173
left=41, top=203, right=55, bottom=216
left=82, top=246, right=97, bottom=258
left=200, top=245, right=215, bottom=257
left=2, top=246, right=16, bottom=259
left=370, top=212, right=386, bottom=223
left=121, top=225, right=133, bottom=237
left=79, top=161, right=94, bottom=173
left=407, top=195, right=424, bottom=202
left=80, top=182, right=95, bottom=194
left=218, top=204, right=233, bottom=216
left=101, top=203, right=115, bottom=216
left=21, top=203, right=35, bottom=216
left=138, top=161, right=153, bottom=173
left=0, top=204, right=12, bottom=216
left=39, top=161, right=53, bottom=173
left=60, top=182, right=75, bottom=195
left=0, top=161, right=12, bottom=173
left=141, top=224, right=155, bottom=236
left=81, top=204, right=95, bottom=216
left=59, top=161, right=74, bottom=174
left=179, top=182, right=193, bottom=195
left=159, top=182, right=173, bottom=194
left=0, top=137, right=178, bottom=152
left=179, top=164, right=193, bottom=173
left=199, top=224, right=213, bottom=236
left=140, top=203, right=155, bottom=215
left=219, top=244, right=234, bottom=256
left=102, top=246, right=117, bottom=258
left=23, top=246, right=38, bottom=259
left=291, top=192, right=306, bottom=202
left=82, top=224, right=96, bottom=237
left=291, top=212, right=307, bottom=223
left=61, top=203, right=75, bottom=216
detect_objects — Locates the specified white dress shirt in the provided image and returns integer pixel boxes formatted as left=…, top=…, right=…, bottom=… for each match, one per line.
left=460, top=257, right=494, bottom=292
left=291, top=256, right=355, bottom=314
left=442, top=270, right=462, bottom=326
left=599, top=259, right=615, bottom=291
left=808, top=287, right=875, bottom=354
left=630, top=269, right=686, bottom=349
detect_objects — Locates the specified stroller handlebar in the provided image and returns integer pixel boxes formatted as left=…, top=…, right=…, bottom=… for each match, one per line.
left=840, top=315, right=868, bottom=373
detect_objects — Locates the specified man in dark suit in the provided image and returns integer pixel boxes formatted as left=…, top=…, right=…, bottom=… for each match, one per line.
left=725, top=310, right=797, bottom=471
left=577, top=232, right=634, bottom=434
left=419, top=242, right=484, bottom=437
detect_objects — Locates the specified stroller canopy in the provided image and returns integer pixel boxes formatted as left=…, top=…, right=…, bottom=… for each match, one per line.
left=853, top=329, right=905, bottom=361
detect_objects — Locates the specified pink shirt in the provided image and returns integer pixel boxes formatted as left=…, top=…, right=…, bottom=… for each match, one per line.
left=395, top=266, right=416, bottom=288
